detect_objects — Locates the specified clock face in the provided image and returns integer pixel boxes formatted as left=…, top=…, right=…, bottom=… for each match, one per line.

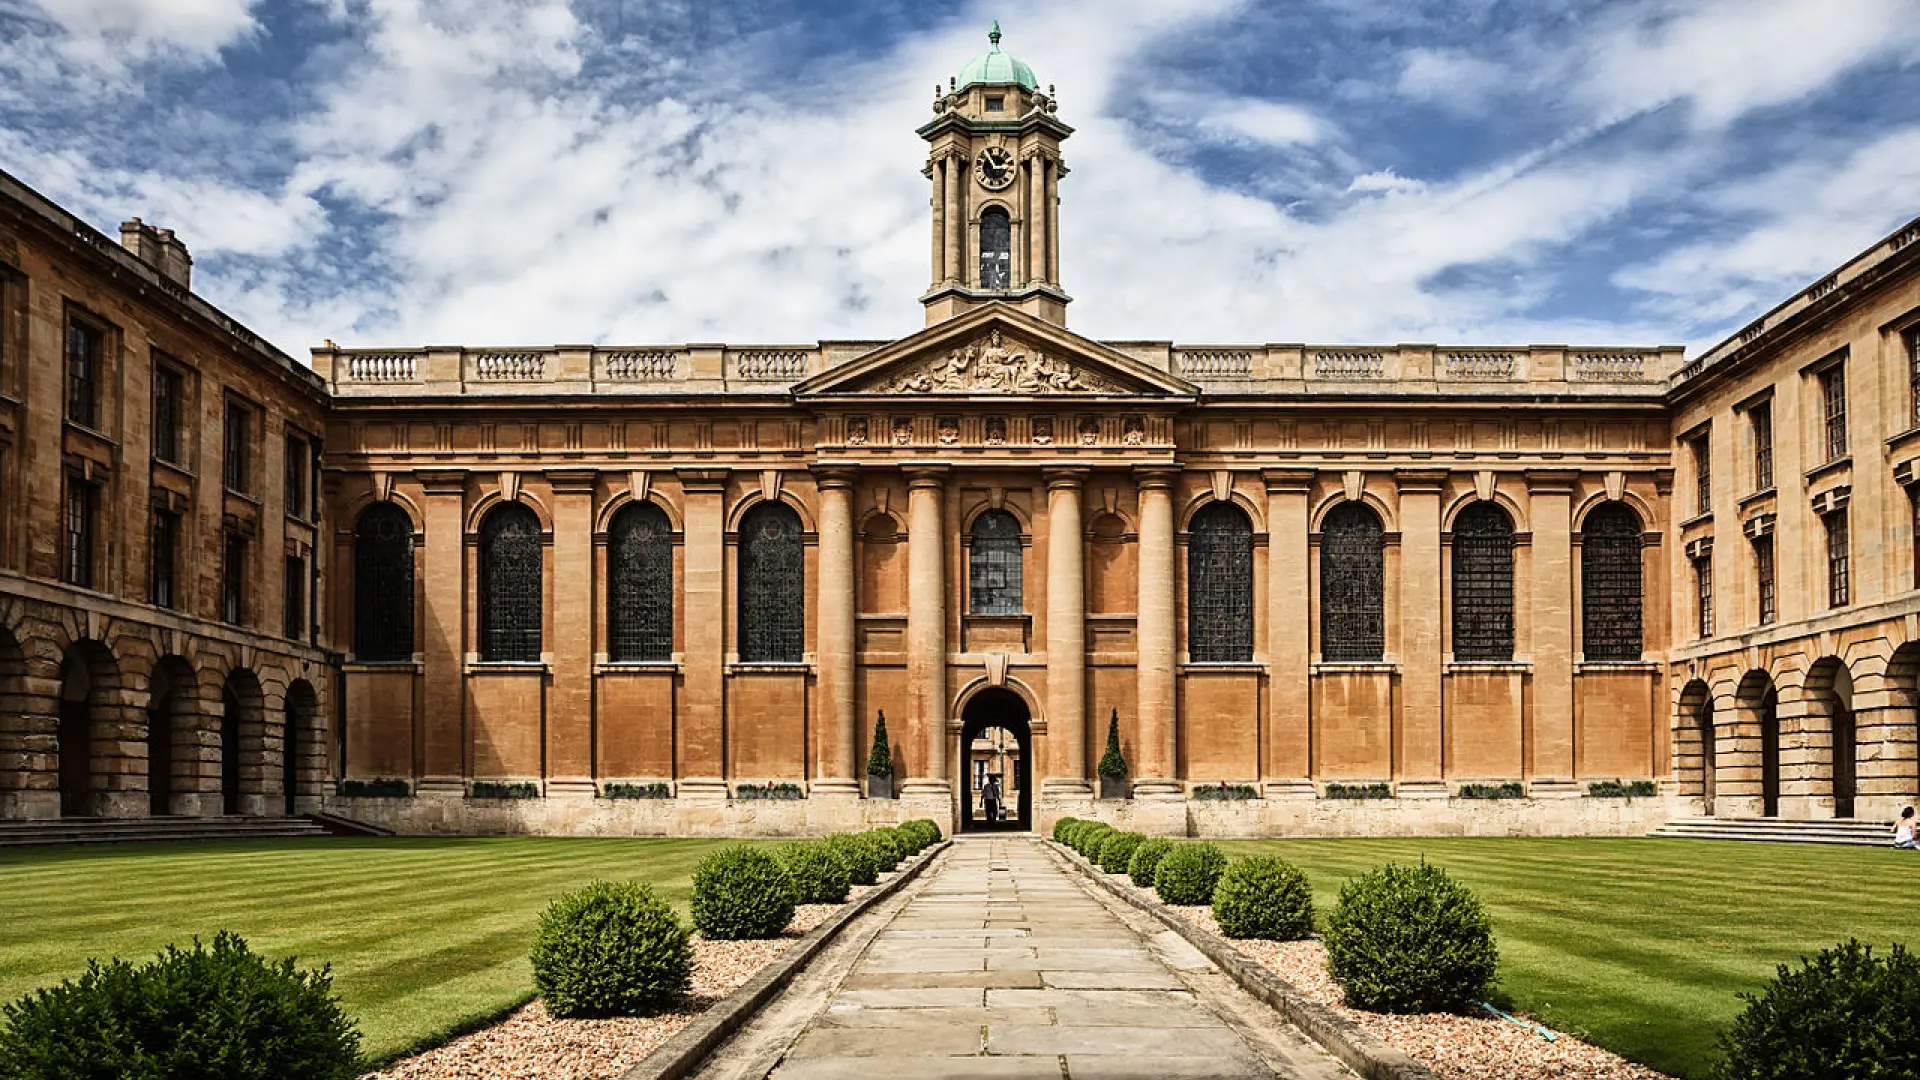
left=974, top=146, right=1017, bottom=191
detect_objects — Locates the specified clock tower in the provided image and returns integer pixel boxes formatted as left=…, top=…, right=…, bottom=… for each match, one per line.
left=920, top=23, right=1073, bottom=326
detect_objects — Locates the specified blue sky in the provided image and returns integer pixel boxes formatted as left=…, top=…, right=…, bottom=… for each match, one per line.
left=4, top=0, right=1919, bottom=359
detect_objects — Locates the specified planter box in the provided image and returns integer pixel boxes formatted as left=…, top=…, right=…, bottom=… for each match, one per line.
left=866, top=774, right=894, bottom=800
left=1099, top=775, right=1128, bottom=801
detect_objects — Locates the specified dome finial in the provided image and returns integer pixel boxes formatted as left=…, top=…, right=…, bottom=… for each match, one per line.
left=989, top=21, right=1001, bottom=48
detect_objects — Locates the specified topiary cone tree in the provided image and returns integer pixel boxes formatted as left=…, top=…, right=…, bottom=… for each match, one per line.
left=866, top=710, right=894, bottom=799
left=1097, top=708, right=1128, bottom=800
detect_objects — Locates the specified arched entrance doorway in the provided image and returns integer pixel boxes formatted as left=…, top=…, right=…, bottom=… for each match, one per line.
left=284, top=680, right=317, bottom=816
left=1680, top=681, right=1714, bottom=816
left=220, top=668, right=263, bottom=817
left=147, top=662, right=182, bottom=817
left=960, top=688, right=1031, bottom=833
left=58, top=654, right=94, bottom=817
left=1739, top=670, right=1779, bottom=818
left=1807, top=658, right=1856, bottom=819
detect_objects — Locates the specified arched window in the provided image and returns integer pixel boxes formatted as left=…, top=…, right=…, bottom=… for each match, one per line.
left=739, top=502, right=804, bottom=663
left=480, top=503, right=542, bottom=662
left=353, top=503, right=414, bottom=661
left=1451, top=502, right=1514, bottom=661
left=1581, top=502, right=1643, bottom=661
left=609, top=502, right=673, bottom=662
left=969, top=509, right=1023, bottom=615
left=1187, top=502, right=1253, bottom=662
left=979, top=207, right=1011, bottom=290
left=1321, top=503, right=1385, bottom=662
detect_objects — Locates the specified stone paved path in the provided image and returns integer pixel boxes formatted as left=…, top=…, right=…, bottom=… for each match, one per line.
left=732, top=836, right=1344, bottom=1080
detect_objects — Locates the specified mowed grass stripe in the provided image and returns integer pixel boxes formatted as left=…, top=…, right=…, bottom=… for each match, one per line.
left=0, top=836, right=747, bottom=1062
left=1220, top=837, right=1919, bottom=1077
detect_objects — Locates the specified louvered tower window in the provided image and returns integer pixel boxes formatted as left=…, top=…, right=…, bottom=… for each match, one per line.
left=969, top=509, right=1023, bottom=615
left=480, top=503, right=542, bottom=662
left=354, top=503, right=415, bottom=660
left=1581, top=502, right=1643, bottom=660
left=609, top=502, right=673, bottom=661
left=739, top=502, right=804, bottom=663
left=1451, top=502, right=1514, bottom=661
left=1320, top=503, right=1385, bottom=662
left=979, top=207, right=1011, bottom=289
left=1187, top=502, right=1253, bottom=662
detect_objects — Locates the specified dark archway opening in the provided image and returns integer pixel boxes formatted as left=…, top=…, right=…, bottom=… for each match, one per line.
left=961, top=689, right=1031, bottom=833
left=1695, top=698, right=1716, bottom=817
left=221, top=685, right=242, bottom=815
left=284, top=680, right=317, bottom=817
left=1760, top=688, right=1781, bottom=818
left=58, top=658, right=93, bottom=818
left=147, top=666, right=176, bottom=817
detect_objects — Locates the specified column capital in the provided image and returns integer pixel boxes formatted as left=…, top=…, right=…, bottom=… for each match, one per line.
left=810, top=462, right=860, bottom=490
left=1262, top=468, right=1314, bottom=494
left=1393, top=467, right=1449, bottom=494
left=546, top=468, right=597, bottom=495
left=676, top=467, right=729, bottom=494
left=416, top=469, right=467, bottom=497
left=902, top=463, right=950, bottom=489
left=1133, top=465, right=1182, bottom=491
left=1045, top=467, right=1090, bottom=491
left=1525, top=468, right=1582, bottom=496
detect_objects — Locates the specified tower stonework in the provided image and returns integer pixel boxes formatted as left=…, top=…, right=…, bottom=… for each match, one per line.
left=921, top=25, right=1072, bottom=327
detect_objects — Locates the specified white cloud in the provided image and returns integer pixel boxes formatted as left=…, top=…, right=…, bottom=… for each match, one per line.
left=1346, top=169, right=1424, bottom=196
left=1396, top=47, right=1504, bottom=111
left=17, top=0, right=261, bottom=63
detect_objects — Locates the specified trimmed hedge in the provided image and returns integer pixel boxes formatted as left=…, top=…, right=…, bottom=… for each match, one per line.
left=690, top=846, right=797, bottom=941
left=1323, top=862, right=1497, bottom=1014
left=1128, top=837, right=1175, bottom=889
left=863, top=830, right=905, bottom=870
left=1212, top=856, right=1314, bottom=941
left=777, top=841, right=851, bottom=905
left=1154, top=843, right=1228, bottom=905
left=1097, top=831, right=1146, bottom=875
left=1072, top=823, right=1116, bottom=860
left=1714, top=940, right=1920, bottom=1080
left=823, top=832, right=881, bottom=886
left=530, top=881, right=693, bottom=1018
left=1052, top=817, right=1080, bottom=842
left=0, top=930, right=362, bottom=1079
left=903, top=818, right=943, bottom=849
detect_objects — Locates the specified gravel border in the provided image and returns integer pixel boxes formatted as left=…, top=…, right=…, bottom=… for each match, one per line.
left=617, top=840, right=950, bottom=1080
left=1045, top=839, right=1440, bottom=1080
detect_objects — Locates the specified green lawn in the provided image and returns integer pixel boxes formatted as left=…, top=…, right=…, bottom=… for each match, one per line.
left=1218, top=837, right=1920, bottom=1078
left=0, top=837, right=752, bottom=1062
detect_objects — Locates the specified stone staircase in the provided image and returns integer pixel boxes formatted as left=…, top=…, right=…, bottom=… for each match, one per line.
left=1648, top=816, right=1894, bottom=846
left=0, top=816, right=337, bottom=848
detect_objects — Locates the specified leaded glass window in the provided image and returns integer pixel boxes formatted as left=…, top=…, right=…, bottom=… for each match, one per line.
left=355, top=503, right=415, bottom=660
left=1451, top=502, right=1513, bottom=661
left=969, top=510, right=1023, bottom=615
left=1320, top=503, right=1385, bottom=662
left=1581, top=502, right=1643, bottom=661
left=739, top=502, right=803, bottom=662
left=1755, top=535, right=1776, bottom=626
left=609, top=502, right=673, bottom=661
left=1188, top=503, right=1253, bottom=662
left=1821, top=363, right=1848, bottom=463
left=980, top=207, right=1011, bottom=290
left=1751, top=403, right=1773, bottom=491
left=481, top=503, right=542, bottom=662
left=1826, top=510, right=1850, bottom=608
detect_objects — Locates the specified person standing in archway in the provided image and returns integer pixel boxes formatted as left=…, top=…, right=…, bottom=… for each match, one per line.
left=982, top=773, right=1003, bottom=824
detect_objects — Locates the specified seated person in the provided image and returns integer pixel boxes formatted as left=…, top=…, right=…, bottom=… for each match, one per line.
left=1896, top=806, right=1918, bottom=850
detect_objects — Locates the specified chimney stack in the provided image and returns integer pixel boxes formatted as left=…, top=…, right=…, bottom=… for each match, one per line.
left=118, top=217, right=193, bottom=291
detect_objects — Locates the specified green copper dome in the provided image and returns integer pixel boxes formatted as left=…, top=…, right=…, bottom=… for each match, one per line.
left=956, top=22, right=1037, bottom=91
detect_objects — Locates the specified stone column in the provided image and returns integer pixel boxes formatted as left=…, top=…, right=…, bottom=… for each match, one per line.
left=1028, top=155, right=1047, bottom=290
left=1396, top=469, right=1447, bottom=795
left=547, top=470, right=596, bottom=796
left=903, top=466, right=951, bottom=797
left=1045, top=469, right=1091, bottom=793
left=1045, top=157, right=1060, bottom=285
left=813, top=466, right=860, bottom=796
left=1264, top=469, right=1315, bottom=796
left=943, top=150, right=963, bottom=286
left=417, top=470, right=468, bottom=793
left=1133, top=467, right=1179, bottom=796
left=678, top=470, right=729, bottom=799
left=930, top=158, right=946, bottom=286
left=1528, top=471, right=1579, bottom=791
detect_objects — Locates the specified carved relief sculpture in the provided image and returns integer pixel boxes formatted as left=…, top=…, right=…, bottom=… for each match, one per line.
left=938, top=417, right=960, bottom=445
left=985, top=416, right=1007, bottom=446
left=1078, top=417, right=1100, bottom=446
left=847, top=416, right=869, bottom=446
left=1123, top=416, right=1145, bottom=445
left=892, top=416, right=913, bottom=445
left=883, top=330, right=1125, bottom=394
left=1032, top=417, right=1054, bottom=445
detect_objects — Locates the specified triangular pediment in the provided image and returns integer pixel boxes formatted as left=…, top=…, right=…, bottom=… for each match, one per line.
left=794, top=304, right=1197, bottom=400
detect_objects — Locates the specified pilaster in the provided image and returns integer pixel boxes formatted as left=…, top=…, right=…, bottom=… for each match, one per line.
left=417, top=470, right=468, bottom=792
left=1396, top=468, right=1447, bottom=792
left=678, top=469, right=729, bottom=799
left=813, top=465, right=860, bottom=795
left=1044, top=468, right=1090, bottom=794
left=903, top=465, right=951, bottom=797
left=1133, top=466, right=1179, bottom=797
left=1528, top=470, right=1579, bottom=789
left=546, top=469, right=596, bottom=794
left=1263, top=469, right=1315, bottom=797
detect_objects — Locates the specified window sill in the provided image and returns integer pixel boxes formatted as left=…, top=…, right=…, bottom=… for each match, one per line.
left=1737, top=486, right=1776, bottom=509
left=1574, top=659, right=1659, bottom=673
left=1312, top=661, right=1396, bottom=673
left=1678, top=510, right=1714, bottom=529
left=62, top=419, right=116, bottom=446
left=728, top=661, right=814, bottom=674
left=596, top=660, right=680, bottom=674
left=1181, top=660, right=1262, bottom=672
left=1445, top=661, right=1529, bottom=673
left=1804, top=455, right=1851, bottom=483
left=344, top=659, right=423, bottom=673
left=465, top=660, right=550, bottom=675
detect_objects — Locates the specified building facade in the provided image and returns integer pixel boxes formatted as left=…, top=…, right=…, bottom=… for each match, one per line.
left=2, top=29, right=1916, bottom=835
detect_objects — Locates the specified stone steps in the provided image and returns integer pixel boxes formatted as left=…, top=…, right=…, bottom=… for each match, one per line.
left=1648, top=817, right=1894, bottom=846
left=0, top=816, right=335, bottom=847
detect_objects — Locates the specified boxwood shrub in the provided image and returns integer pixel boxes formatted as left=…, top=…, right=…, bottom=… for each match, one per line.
left=530, top=880, right=693, bottom=1018
left=1128, top=837, right=1175, bottom=888
left=1051, top=816, right=1079, bottom=842
left=1212, top=856, right=1315, bottom=941
left=1154, top=842, right=1227, bottom=905
left=1323, top=862, right=1497, bottom=1013
left=1714, top=940, right=1920, bottom=1080
left=777, top=841, right=851, bottom=905
left=823, top=832, right=880, bottom=886
left=859, top=830, right=902, bottom=871
left=901, top=819, right=942, bottom=850
left=1097, top=831, right=1146, bottom=875
left=1073, top=823, right=1115, bottom=860
left=690, top=846, right=797, bottom=940
left=0, top=930, right=362, bottom=1079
